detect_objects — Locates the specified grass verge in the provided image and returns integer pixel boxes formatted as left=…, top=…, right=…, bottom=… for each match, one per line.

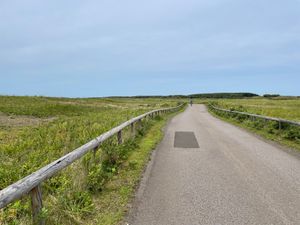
left=84, top=111, right=180, bottom=225
left=208, top=106, right=300, bottom=152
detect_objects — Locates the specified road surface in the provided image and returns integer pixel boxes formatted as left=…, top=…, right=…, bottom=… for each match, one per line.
left=127, top=104, right=300, bottom=225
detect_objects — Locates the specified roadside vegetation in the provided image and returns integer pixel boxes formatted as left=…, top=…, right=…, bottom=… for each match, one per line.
left=204, top=97, right=300, bottom=151
left=0, top=96, right=181, bottom=225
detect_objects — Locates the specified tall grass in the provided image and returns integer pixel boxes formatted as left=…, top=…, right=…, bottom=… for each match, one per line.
left=0, top=96, right=178, bottom=224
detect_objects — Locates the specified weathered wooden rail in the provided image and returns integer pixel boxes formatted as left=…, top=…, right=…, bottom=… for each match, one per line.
left=209, top=104, right=300, bottom=128
left=0, top=103, right=185, bottom=224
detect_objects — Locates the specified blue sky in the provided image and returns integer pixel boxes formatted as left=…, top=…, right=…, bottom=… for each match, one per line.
left=0, top=0, right=299, bottom=97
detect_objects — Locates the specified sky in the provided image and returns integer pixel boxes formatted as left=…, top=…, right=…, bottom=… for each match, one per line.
left=0, top=0, right=299, bottom=97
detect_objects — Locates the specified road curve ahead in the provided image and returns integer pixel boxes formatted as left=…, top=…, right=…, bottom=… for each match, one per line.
left=127, top=104, right=300, bottom=225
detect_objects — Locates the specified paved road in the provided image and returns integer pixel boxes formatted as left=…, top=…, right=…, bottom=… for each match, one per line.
left=127, top=105, right=300, bottom=225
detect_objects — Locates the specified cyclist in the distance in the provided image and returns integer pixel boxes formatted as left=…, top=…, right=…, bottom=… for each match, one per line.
left=190, top=98, right=193, bottom=106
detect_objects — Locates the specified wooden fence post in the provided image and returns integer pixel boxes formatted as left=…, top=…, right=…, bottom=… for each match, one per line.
left=117, top=130, right=122, bottom=145
left=30, top=185, right=45, bottom=225
left=264, top=118, right=268, bottom=129
left=279, top=121, right=282, bottom=130
left=130, top=123, right=135, bottom=136
left=93, top=146, right=98, bottom=161
left=138, top=119, right=142, bottom=130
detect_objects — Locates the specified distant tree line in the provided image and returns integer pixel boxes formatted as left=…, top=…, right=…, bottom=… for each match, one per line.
left=188, top=92, right=259, bottom=99
left=263, top=94, right=280, bottom=98
left=109, top=92, right=259, bottom=99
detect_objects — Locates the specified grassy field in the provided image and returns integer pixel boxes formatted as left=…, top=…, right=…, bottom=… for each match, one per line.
left=2, top=95, right=299, bottom=224
left=0, top=96, right=181, bottom=225
left=204, top=97, right=300, bottom=121
left=203, top=97, right=300, bottom=151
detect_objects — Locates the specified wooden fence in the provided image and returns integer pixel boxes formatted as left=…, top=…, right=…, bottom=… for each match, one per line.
left=209, top=105, right=300, bottom=129
left=0, top=103, right=185, bottom=224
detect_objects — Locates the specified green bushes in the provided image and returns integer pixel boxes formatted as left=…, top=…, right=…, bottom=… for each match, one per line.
left=283, top=127, right=300, bottom=140
left=86, top=139, right=139, bottom=193
left=87, top=164, right=106, bottom=192
left=62, top=191, right=94, bottom=215
left=86, top=119, right=153, bottom=194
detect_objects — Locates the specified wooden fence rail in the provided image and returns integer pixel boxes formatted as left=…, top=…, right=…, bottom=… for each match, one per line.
left=209, top=105, right=300, bottom=128
left=0, top=103, right=185, bottom=224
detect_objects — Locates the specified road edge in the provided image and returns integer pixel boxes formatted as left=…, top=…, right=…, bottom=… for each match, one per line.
left=123, top=110, right=182, bottom=225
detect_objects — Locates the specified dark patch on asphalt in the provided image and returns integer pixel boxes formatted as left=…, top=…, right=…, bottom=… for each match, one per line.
left=174, top=131, right=199, bottom=148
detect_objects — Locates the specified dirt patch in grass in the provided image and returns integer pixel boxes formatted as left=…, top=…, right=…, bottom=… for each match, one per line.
left=0, top=112, right=56, bottom=128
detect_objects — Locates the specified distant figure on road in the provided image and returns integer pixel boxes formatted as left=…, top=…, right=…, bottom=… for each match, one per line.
left=190, top=99, right=193, bottom=106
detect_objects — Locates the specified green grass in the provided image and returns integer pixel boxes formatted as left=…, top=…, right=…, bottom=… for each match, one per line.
left=0, top=96, right=182, bottom=225
left=204, top=97, right=300, bottom=152
left=0, top=96, right=178, bottom=118
left=201, top=97, right=300, bottom=121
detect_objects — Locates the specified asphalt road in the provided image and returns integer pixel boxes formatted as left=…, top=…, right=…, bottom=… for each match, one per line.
left=127, top=104, right=300, bottom=225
